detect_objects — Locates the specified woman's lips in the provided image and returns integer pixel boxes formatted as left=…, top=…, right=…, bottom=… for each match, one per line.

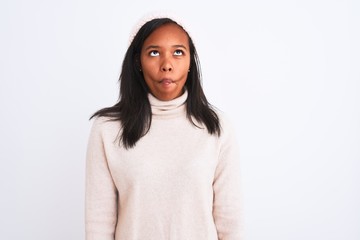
left=159, top=78, right=174, bottom=86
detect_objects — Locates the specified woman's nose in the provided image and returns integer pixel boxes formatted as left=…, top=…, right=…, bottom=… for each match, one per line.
left=161, top=65, right=172, bottom=72
left=160, top=56, right=173, bottom=72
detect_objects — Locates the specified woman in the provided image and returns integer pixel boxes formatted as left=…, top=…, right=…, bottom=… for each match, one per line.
left=86, top=17, right=243, bottom=240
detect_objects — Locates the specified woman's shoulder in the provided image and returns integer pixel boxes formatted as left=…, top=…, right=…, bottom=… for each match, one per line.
left=89, top=116, right=122, bottom=135
left=213, top=108, right=234, bottom=130
left=213, top=108, right=237, bottom=142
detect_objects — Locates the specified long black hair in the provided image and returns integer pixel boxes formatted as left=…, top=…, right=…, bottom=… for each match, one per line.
left=90, top=18, right=221, bottom=149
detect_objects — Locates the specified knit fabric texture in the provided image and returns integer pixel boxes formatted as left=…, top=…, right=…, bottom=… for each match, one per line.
left=85, top=90, right=243, bottom=240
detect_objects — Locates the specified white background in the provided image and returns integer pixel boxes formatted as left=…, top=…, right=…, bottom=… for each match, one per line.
left=1, top=0, right=359, bottom=239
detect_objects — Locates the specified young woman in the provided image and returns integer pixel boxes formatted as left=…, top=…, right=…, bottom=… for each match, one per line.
left=85, top=17, right=243, bottom=240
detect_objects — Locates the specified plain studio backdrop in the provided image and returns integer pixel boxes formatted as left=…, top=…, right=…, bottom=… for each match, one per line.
left=1, top=0, right=359, bottom=239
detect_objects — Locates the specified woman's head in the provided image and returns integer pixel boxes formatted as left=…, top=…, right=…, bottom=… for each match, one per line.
left=120, top=17, right=201, bottom=102
left=92, top=17, right=220, bottom=149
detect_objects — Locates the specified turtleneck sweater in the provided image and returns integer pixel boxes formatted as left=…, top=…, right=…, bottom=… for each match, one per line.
left=85, top=91, right=243, bottom=240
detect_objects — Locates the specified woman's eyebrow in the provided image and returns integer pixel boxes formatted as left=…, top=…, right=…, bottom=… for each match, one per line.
left=144, top=44, right=188, bottom=51
left=144, top=45, right=160, bottom=51
left=172, top=44, right=187, bottom=50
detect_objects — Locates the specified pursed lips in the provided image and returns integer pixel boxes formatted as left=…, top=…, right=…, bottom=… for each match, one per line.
left=159, top=78, right=175, bottom=84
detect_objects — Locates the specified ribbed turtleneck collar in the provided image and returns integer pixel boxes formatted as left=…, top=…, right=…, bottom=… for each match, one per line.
left=148, top=90, right=188, bottom=118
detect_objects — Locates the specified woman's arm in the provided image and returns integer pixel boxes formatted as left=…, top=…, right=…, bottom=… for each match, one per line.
left=85, top=118, right=118, bottom=240
left=213, top=117, right=244, bottom=240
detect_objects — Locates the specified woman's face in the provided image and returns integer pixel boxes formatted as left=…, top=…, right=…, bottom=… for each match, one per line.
left=140, top=23, right=191, bottom=101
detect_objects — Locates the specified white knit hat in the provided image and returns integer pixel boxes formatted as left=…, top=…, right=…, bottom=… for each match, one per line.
left=128, top=11, right=193, bottom=45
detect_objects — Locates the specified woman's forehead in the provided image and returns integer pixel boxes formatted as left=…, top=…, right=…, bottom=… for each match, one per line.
left=143, top=24, right=189, bottom=47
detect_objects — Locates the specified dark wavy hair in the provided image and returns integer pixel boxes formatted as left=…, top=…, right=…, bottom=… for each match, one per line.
left=90, top=17, right=220, bottom=149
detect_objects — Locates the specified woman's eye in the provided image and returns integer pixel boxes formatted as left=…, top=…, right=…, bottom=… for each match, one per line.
left=174, top=50, right=183, bottom=56
left=149, top=50, right=159, bottom=56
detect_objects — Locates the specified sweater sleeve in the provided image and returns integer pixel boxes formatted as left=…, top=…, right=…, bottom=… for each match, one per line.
left=85, top=118, right=118, bottom=240
left=212, top=116, right=244, bottom=240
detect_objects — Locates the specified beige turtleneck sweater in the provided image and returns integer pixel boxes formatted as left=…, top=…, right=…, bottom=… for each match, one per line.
left=85, top=91, right=243, bottom=240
